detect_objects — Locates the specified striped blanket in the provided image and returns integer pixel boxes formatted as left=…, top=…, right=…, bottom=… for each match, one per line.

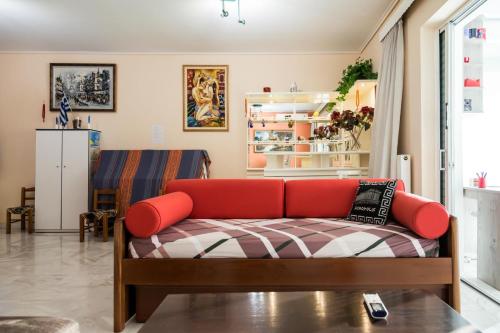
left=129, top=218, right=439, bottom=259
left=93, top=150, right=210, bottom=216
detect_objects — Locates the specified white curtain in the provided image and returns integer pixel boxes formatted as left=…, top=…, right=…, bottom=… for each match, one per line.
left=369, top=20, right=404, bottom=178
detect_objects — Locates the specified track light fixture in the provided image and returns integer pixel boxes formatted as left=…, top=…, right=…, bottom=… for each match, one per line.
left=220, top=0, right=228, bottom=17
left=220, top=0, right=246, bottom=25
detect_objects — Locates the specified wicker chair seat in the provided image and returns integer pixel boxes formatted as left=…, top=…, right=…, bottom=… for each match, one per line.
left=7, top=206, right=34, bottom=215
left=81, top=209, right=117, bottom=220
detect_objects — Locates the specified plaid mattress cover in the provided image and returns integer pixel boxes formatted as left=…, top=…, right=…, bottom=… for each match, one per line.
left=128, top=218, right=440, bottom=259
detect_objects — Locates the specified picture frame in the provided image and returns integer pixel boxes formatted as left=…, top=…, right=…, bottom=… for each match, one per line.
left=183, top=65, right=228, bottom=131
left=254, top=130, right=294, bottom=153
left=50, top=63, right=116, bottom=112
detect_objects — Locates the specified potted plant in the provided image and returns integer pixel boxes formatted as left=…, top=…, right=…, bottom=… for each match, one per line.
left=335, top=58, right=378, bottom=103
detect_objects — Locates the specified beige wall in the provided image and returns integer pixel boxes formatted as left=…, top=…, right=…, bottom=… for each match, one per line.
left=401, top=0, right=447, bottom=199
left=361, top=0, right=467, bottom=199
left=0, top=52, right=358, bottom=221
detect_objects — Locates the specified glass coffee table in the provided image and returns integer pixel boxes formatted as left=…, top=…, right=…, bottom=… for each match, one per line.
left=138, top=289, right=478, bottom=332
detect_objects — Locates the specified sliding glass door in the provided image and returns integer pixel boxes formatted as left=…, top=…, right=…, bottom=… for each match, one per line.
left=445, top=0, right=500, bottom=302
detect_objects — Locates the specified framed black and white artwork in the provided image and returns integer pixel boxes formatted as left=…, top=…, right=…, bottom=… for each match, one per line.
left=50, top=63, right=116, bottom=112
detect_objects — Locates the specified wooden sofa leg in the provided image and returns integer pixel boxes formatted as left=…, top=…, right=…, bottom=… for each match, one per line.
left=28, top=210, right=34, bottom=234
left=79, top=215, right=85, bottom=242
left=6, top=211, right=12, bottom=234
left=449, top=216, right=461, bottom=312
left=114, top=279, right=127, bottom=332
left=103, top=215, right=109, bottom=242
left=114, top=218, right=127, bottom=332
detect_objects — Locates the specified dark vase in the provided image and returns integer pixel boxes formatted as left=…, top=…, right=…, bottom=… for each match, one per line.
left=72, top=119, right=82, bottom=129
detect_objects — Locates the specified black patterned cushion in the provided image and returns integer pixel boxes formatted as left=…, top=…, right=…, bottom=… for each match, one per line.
left=81, top=209, right=117, bottom=220
left=7, top=206, right=34, bottom=215
left=347, top=180, right=397, bottom=225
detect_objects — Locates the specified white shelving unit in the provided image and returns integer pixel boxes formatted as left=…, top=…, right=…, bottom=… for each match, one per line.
left=245, top=80, right=376, bottom=179
left=463, top=17, right=485, bottom=113
left=462, top=17, right=500, bottom=114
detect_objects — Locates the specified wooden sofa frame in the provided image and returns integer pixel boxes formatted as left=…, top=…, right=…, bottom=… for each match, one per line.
left=114, top=216, right=460, bottom=332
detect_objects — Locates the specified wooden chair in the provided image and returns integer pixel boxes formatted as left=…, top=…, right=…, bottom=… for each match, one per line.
left=6, top=187, right=35, bottom=234
left=80, top=189, right=119, bottom=242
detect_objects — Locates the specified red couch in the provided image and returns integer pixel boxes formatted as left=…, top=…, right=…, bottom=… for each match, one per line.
left=126, top=178, right=449, bottom=240
left=114, top=179, right=459, bottom=332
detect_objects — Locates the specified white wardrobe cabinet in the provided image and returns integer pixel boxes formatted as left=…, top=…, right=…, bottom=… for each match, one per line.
left=35, top=129, right=101, bottom=231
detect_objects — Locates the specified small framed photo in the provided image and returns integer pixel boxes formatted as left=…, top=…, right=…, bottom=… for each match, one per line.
left=183, top=65, right=228, bottom=131
left=50, top=63, right=116, bottom=112
left=464, top=98, right=472, bottom=112
left=254, top=130, right=294, bottom=153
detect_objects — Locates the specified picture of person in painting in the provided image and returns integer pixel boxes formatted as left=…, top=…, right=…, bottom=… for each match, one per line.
left=184, top=65, right=228, bottom=131
left=192, top=73, right=219, bottom=121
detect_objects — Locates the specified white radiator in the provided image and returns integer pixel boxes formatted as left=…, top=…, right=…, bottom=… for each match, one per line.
left=397, top=154, right=411, bottom=193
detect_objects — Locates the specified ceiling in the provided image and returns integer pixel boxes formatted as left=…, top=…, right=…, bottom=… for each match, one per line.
left=0, top=0, right=395, bottom=53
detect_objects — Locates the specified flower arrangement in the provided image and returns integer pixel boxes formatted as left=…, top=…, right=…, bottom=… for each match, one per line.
left=314, top=106, right=374, bottom=149
left=313, top=124, right=336, bottom=140
left=333, top=106, right=374, bottom=149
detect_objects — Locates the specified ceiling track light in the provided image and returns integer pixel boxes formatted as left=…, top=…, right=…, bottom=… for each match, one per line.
left=220, top=0, right=228, bottom=17
left=220, top=0, right=246, bottom=25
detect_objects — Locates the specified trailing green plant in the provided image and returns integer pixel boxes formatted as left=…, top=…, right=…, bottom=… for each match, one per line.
left=335, top=58, right=378, bottom=102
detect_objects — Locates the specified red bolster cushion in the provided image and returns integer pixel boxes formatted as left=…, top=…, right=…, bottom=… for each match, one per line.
left=166, top=179, right=284, bottom=219
left=285, top=178, right=405, bottom=218
left=391, top=191, right=449, bottom=239
left=125, top=192, right=193, bottom=238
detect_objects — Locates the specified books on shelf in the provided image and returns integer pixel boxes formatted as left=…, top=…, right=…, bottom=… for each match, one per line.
left=464, top=27, right=486, bottom=40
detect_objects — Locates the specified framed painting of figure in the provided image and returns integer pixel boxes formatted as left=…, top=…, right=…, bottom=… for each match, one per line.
left=183, top=65, right=228, bottom=131
left=50, top=63, right=116, bottom=112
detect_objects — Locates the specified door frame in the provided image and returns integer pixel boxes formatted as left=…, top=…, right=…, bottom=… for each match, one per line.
left=438, top=22, right=466, bottom=272
left=438, top=25, right=451, bottom=208
left=438, top=21, right=462, bottom=217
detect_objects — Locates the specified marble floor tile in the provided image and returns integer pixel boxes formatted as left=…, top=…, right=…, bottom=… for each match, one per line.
left=461, top=283, right=500, bottom=332
left=0, top=228, right=139, bottom=333
left=0, top=227, right=499, bottom=332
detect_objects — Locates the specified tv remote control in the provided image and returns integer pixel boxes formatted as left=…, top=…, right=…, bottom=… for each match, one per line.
left=363, top=293, right=388, bottom=320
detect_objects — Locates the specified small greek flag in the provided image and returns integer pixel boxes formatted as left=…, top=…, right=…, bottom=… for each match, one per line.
left=59, top=95, right=70, bottom=127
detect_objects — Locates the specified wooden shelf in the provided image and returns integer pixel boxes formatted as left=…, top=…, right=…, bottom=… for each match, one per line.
left=248, top=141, right=294, bottom=145
left=265, top=167, right=368, bottom=171
left=246, top=91, right=338, bottom=104
left=263, top=167, right=368, bottom=178
left=263, top=151, right=370, bottom=156
left=247, top=167, right=369, bottom=172
left=248, top=140, right=348, bottom=145
left=248, top=116, right=331, bottom=123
